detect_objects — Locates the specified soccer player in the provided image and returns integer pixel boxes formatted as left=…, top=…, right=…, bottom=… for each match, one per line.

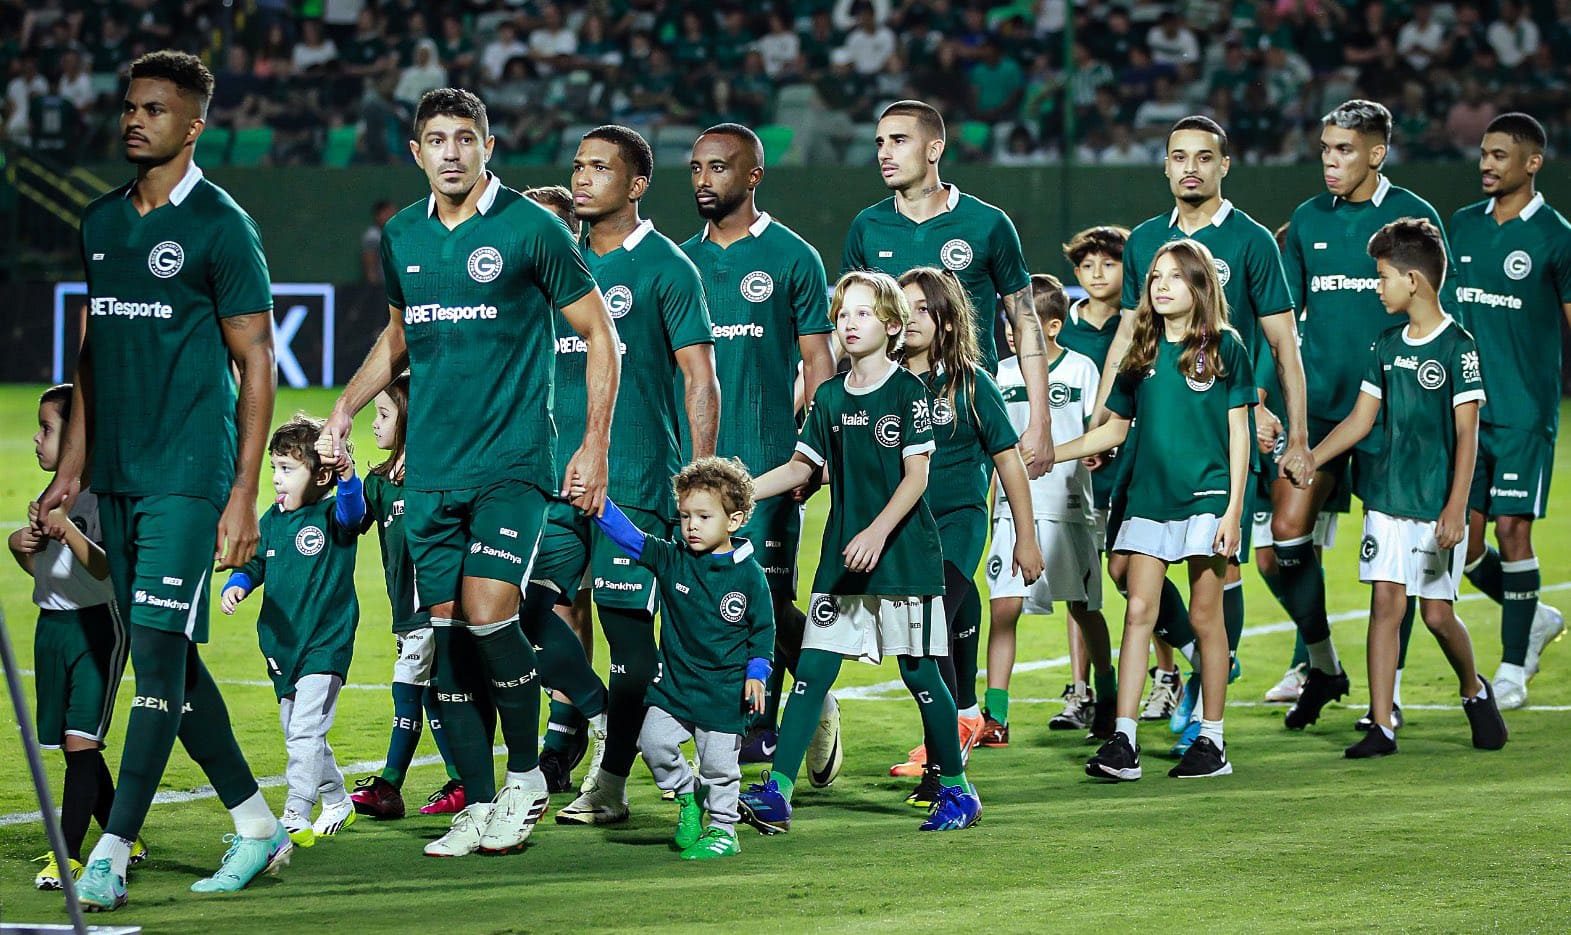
left=1452, top=112, right=1571, bottom=709
left=35, top=51, right=289, bottom=909
left=739, top=271, right=982, bottom=833
left=1301, top=218, right=1508, bottom=757
left=842, top=99, right=1056, bottom=476
left=221, top=416, right=368, bottom=845
left=679, top=123, right=840, bottom=778
left=1274, top=100, right=1451, bottom=729
left=324, top=89, right=621, bottom=857
left=554, top=125, right=720, bottom=826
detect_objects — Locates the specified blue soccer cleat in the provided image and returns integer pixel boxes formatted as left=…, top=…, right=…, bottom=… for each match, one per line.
left=190, top=822, right=293, bottom=893
left=1169, top=672, right=1200, bottom=734
left=75, top=858, right=127, bottom=912
left=738, top=771, right=791, bottom=834
left=1170, top=719, right=1202, bottom=757
left=919, top=785, right=982, bottom=831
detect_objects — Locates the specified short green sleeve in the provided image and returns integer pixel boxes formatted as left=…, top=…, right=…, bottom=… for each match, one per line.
left=1247, top=225, right=1295, bottom=318
left=971, top=371, right=1020, bottom=455
left=840, top=217, right=865, bottom=276
left=1106, top=368, right=1139, bottom=420
left=1452, top=334, right=1486, bottom=407
left=381, top=232, right=404, bottom=310
left=1224, top=334, right=1257, bottom=409
left=639, top=532, right=679, bottom=577
left=210, top=211, right=273, bottom=318
left=1361, top=340, right=1385, bottom=400
left=796, top=384, right=833, bottom=466
left=1282, top=212, right=1306, bottom=311
left=987, top=212, right=1032, bottom=298
left=792, top=246, right=833, bottom=337
left=658, top=256, right=716, bottom=352
left=1555, top=231, right=1571, bottom=301
left=527, top=211, right=597, bottom=311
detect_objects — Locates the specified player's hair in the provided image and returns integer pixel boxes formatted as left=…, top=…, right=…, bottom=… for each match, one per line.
left=1030, top=273, right=1068, bottom=325
left=1485, top=112, right=1547, bottom=152
left=1062, top=225, right=1129, bottom=265
left=1168, top=115, right=1229, bottom=158
left=413, top=87, right=489, bottom=139
left=524, top=184, right=577, bottom=228
left=1367, top=217, right=1447, bottom=293
left=879, top=100, right=946, bottom=142
left=830, top=269, right=910, bottom=356
left=369, top=373, right=409, bottom=480
left=1273, top=221, right=1289, bottom=252
left=129, top=50, right=214, bottom=116
left=698, top=122, right=765, bottom=167
left=269, top=412, right=344, bottom=481
left=39, top=384, right=73, bottom=422
left=583, top=124, right=654, bottom=181
left=1122, top=239, right=1233, bottom=380
left=898, top=267, right=981, bottom=426
left=1322, top=99, right=1392, bottom=146
left=673, top=456, right=756, bottom=521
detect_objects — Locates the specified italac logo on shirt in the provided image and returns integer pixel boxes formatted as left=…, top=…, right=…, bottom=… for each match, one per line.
left=842, top=410, right=870, bottom=427
left=90, top=297, right=173, bottom=319
left=1309, top=274, right=1379, bottom=293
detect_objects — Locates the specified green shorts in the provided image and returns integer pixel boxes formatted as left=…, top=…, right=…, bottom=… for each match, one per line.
left=34, top=606, right=127, bottom=749
left=404, top=479, right=548, bottom=609
left=532, top=499, right=592, bottom=598
left=1470, top=423, right=1554, bottom=518
left=936, top=507, right=989, bottom=578
left=590, top=505, right=671, bottom=613
left=740, top=494, right=803, bottom=597
left=99, top=494, right=218, bottom=642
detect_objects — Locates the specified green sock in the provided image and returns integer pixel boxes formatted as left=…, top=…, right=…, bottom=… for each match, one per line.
left=540, top=698, right=581, bottom=756
left=771, top=771, right=796, bottom=803
left=1464, top=544, right=1505, bottom=602
left=1290, top=630, right=1309, bottom=669
left=1397, top=597, right=1416, bottom=669
left=984, top=687, right=1010, bottom=725
left=1154, top=577, right=1195, bottom=647
left=1223, top=582, right=1244, bottom=653
left=770, top=649, right=843, bottom=786
left=1093, top=669, right=1117, bottom=707
left=1275, top=539, right=1331, bottom=643
left=952, top=581, right=983, bottom=709
left=1500, top=559, right=1541, bottom=666
left=938, top=772, right=973, bottom=795
left=898, top=655, right=964, bottom=776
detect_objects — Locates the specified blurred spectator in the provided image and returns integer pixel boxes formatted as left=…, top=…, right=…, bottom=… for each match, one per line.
left=57, top=49, right=93, bottom=111
left=834, top=0, right=893, bottom=30
left=970, top=38, right=1025, bottom=122
left=362, top=199, right=396, bottom=283
left=342, top=9, right=395, bottom=81
left=1397, top=2, right=1447, bottom=72
left=757, top=11, right=802, bottom=79
left=841, top=2, right=897, bottom=75
left=5, top=53, right=45, bottom=143
left=1099, top=124, right=1152, bottom=165
left=1147, top=11, right=1200, bottom=66
left=437, top=15, right=476, bottom=84
left=293, top=19, right=339, bottom=75
left=1445, top=78, right=1499, bottom=153
left=530, top=4, right=578, bottom=74
left=1133, top=74, right=1187, bottom=140
left=395, top=39, right=446, bottom=108
left=1488, top=0, right=1540, bottom=68
left=29, top=71, right=77, bottom=155
left=995, top=123, right=1050, bottom=165
left=482, top=22, right=529, bottom=83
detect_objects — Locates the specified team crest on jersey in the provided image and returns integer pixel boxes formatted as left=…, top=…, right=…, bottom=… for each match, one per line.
left=931, top=395, right=955, bottom=425
left=147, top=241, right=184, bottom=278
left=875, top=414, right=902, bottom=447
left=987, top=555, right=1003, bottom=580
left=1417, top=360, right=1447, bottom=390
left=605, top=284, right=634, bottom=319
left=1185, top=373, right=1215, bottom=392
left=1213, top=258, right=1231, bottom=287
left=296, top=525, right=326, bottom=556
left=941, top=238, right=973, bottom=271
left=467, top=246, right=503, bottom=282
left=810, top=594, right=838, bottom=627
left=741, top=271, right=774, bottom=302
left=1503, top=250, right=1532, bottom=281
left=720, top=591, right=748, bottom=623
left=1048, top=382, right=1071, bottom=408
left=1360, top=535, right=1378, bottom=561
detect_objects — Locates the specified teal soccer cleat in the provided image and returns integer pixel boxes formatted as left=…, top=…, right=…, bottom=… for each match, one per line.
left=75, top=858, right=127, bottom=912
left=191, top=823, right=293, bottom=894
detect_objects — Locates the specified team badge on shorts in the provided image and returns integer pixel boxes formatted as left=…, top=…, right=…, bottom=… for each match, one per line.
left=1504, top=250, right=1532, bottom=281
left=741, top=271, right=774, bottom=302
left=1360, top=535, right=1378, bottom=561
left=467, top=246, right=503, bottom=282
left=296, top=526, right=326, bottom=556
left=720, top=591, right=748, bottom=623
left=987, top=555, right=1003, bottom=579
left=148, top=241, right=184, bottom=278
left=810, top=594, right=838, bottom=626
left=941, top=239, right=973, bottom=271
left=605, top=284, right=633, bottom=319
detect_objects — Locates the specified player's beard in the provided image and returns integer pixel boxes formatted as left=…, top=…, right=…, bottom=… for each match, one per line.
left=695, top=188, right=746, bottom=220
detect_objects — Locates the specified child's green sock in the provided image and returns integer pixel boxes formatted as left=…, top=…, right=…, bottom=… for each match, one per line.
left=983, top=687, right=1009, bottom=725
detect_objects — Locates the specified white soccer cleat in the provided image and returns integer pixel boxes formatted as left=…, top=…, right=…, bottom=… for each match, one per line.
left=423, top=803, right=493, bottom=857
left=1265, top=664, right=1308, bottom=703
left=578, top=714, right=609, bottom=796
left=1524, top=604, right=1565, bottom=681
left=1492, top=664, right=1528, bottom=711
left=312, top=798, right=356, bottom=838
left=555, top=777, right=630, bottom=825
left=806, top=692, right=843, bottom=788
left=480, top=776, right=550, bottom=853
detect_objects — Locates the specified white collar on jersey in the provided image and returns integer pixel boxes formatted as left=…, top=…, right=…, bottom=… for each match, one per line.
left=894, top=182, right=961, bottom=218
left=843, top=358, right=899, bottom=395
left=717, top=538, right=756, bottom=563
left=701, top=211, right=772, bottom=243
left=1401, top=313, right=1454, bottom=347
left=1484, top=191, right=1546, bottom=220
left=124, top=161, right=203, bottom=205
left=1167, top=198, right=1234, bottom=228
left=426, top=171, right=502, bottom=217
left=622, top=218, right=655, bottom=251
left=1335, top=174, right=1392, bottom=208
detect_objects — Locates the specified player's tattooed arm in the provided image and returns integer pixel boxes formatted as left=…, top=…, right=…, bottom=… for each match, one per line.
left=218, top=310, right=277, bottom=569
left=326, top=304, right=410, bottom=470
left=1259, top=312, right=1312, bottom=487
left=1000, top=284, right=1055, bottom=476
left=675, top=343, right=720, bottom=459
left=562, top=288, right=621, bottom=516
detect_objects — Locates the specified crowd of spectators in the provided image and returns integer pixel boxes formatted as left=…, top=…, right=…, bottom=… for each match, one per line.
left=2, top=0, right=1568, bottom=167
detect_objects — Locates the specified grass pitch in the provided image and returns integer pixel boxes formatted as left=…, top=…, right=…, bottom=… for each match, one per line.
left=0, top=385, right=1567, bottom=932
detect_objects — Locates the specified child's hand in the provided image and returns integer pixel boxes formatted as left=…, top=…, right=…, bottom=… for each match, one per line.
left=220, top=586, right=247, bottom=615
left=334, top=454, right=355, bottom=482
left=1257, top=405, right=1283, bottom=455
left=843, top=525, right=888, bottom=573
left=314, top=430, right=343, bottom=472
left=9, top=525, right=45, bottom=554
left=1081, top=453, right=1106, bottom=472
left=44, top=507, right=73, bottom=542
left=1282, top=453, right=1315, bottom=488
left=744, top=678, right=766, bottom=714
left=1213, top=511, right=1242, bottom=558
left=1436, top=507, right=1466, bottom=550
left=1014, top=538, right=1044, bottom=586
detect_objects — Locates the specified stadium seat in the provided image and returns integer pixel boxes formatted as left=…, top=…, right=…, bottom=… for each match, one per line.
left=958, top=121, right=993, bottom=158
left=322, top=125, right=358, bottom=167
left=756, top=124, right=795, bottom=166
left=229, top=127, right=274, bottom=167
left=654, top=124, right=701, bottom=169
left=557, top=124, right=599, bottom=164
left=200, top=126, right=233, bottom=166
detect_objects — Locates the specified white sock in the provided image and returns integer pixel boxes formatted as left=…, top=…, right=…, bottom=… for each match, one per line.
left=1072, top=679, right=1088, bottom=696
left=1497, top=662, right=1525, bottom=684
left=230, top=790, right=278, bottom=839
left=594, top=768, right=628, bottom=799
left=505, top=767, right=544, bottom=789
left=589, top=712, right=608, bottom=735
left=1199, top=718, right=1224, bottom=750
left=958, top=704, right=981, bottom=719
left=1393, top=668, right=1404, bottom=706
left=1114, top=717, right=1138, bottom=746
left=88, top=833, right=133, bottom=879
left=1378, top=724, right=1396, bottom=740
left=1178, top=642, right=1199, bottom=667
left=1306, top=638, right=1340, bottom=674
left=1467, top=675, right=1489, bottom=701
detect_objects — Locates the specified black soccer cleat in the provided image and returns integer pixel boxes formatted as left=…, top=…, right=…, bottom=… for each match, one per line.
left=539, top=748, right=575, bottom=795
left=1085, top=734, right=1142, bottom=782
left=1355, top=703, right=1404, bottom=732
left=1344, top=727, right=1398, bottom=759
left=1284, top=667, right=1350, bottom=730
left=1463, top=678, right=1509, bottom=751
left=1168, top=735, right=1232, bottom=778
left=904, top=763, right=942, bottom=808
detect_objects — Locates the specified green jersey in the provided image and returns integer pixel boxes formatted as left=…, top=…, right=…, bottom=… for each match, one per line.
left=1358, top=317, right=1486, bottom=521
left=1060, top=300, right=1123, bottom=509
left=1284, top=176, right=1449, bottom=421
left=841, top=184, right=1031, bottom=371
left=919, top=367, right=1019, bottom=517
left=1105, top=332, right=1256, bottom=522
left=582, top=220, right=715, bottom=516
left=680, top=212, right=833, bottom=473
left=1449, top=194, right=1571, bottom=440
left=79, top=163, right=273, bottom=507
left=381, top=174, right=597, bottom=493
left=797, top=362, right=946, bottom=595
left=638, top=535, right=774, bottom=734
left=363, top=472, right=428, bottom=633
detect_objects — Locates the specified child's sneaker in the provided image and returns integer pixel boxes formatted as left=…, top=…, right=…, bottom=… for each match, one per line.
left=419, top=779, right=466, bottom=815
left=313, top=798, right=356, bottom=838
left=1464, top=678, right=1509, bottom=750
left=1085, top=734, right=1141, bottom=782
left=673, top=791, right=703, bottom=850
left=738, top=771, right=792, bottom=834
left=1168, top=672, right=1200, bottom=734
left=1049, top=684, right=1091, bottom=730
left=977, top=711, right=1009, bottom=747
left=350, top=775, right=406, bottom=819
left=74, top=858, right=126, bottom=911
left=424, top=803, right=493, bottom=857
left=679, top=826, right=740, bottom=860
left=919, top=785, right=982, bottom=831
left=1168, top=735, right=1232, bottom=778
left=1344, top=727, right=1398, bottom=759
left=1169, top=719, right=1201, bottom=757
left=32, top=852, right=82, bottom=890
left=1140, top=668, right=1181, bottom=721
left=904, top=763, right=941, bottom=808
left=1355, top=704, right=1404, bottom=732
left=280, top=808, right=315, bottom=848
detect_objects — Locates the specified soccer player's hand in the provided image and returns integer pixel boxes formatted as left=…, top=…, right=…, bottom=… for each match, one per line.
left=1019, top=421, right=1054, bottom=480
left=1257, top=405, right=1283, bottom=455
left=1014, top=538, right=1044, bottom=585
left=220, top=586, right=247, bottom=615
left=215, top=490, right=261, bottom=570
left=1436, top=508, right=1466, bottom=550
left=34, top=473, right=80, bottom=533
left=564, top=441, right=610, bottom=517
left=1214, top=511, right=1242, bottom=558
left=321, top=410, right=353, bottom=471
left=744, top=678, right=766, bottom=714
left=843, top=526, right=887, bottom=572
left=1279, top=439, right=1314, bottom=489
left=44, top=507, right=73, bottom=543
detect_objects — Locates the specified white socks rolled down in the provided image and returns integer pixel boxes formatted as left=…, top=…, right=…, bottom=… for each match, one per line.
left=230, top=790, right=278, bottom=840
left=1306, top=638, right=1340, bottom=674
left=1115, top=717, right=1138, bottom=746
left=88, top=833, right=133, bottom=879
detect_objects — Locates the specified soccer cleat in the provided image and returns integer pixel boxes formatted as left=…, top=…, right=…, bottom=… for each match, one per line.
left=423, top=803, right=493, bottom=857
left=313, top=798, right=356, bottom=838
left=919, top=784, right=982, bottom=831
left=672, top=791, right=703, bottom=849
left=1169, top=719, right=1201, bottom=757
left=1355, top=704, right=1404, bottom=732
left=1345, top=727, right=1398, bottom=759
left=738, top=725, right=779, bottom=764
left=738, top=771, right=792, bottom=834
left=977, top=711, right=1009, bottom=747
left=555, top=777, right=630, bottom=825
left=1229, top=653, right=1242, bottom=684
left=480, top=776, right=551, bottom=853
left=1284, top=667, right=1350, bottom=729
left=1168, top=672, right=1200, bottom=734
left=1464, top=679, right=1509, bottom=751
left=1491, top=665, right=1528, bottom=710
left=680, top=826, right=740, bottom=860
left=561, top=712, right=591, bottom=772
left=540, top=748, right=575, bottom=795
left=129, top=836, right=150, bottom=865
left=1085, top=734, right=1142, bottom=782
left=1049, top=684, right=1092, bottom=731
left=957, top=712, right=986, bottom=762
left=190, top=823, right=292, bottom=892
left=280, top=808, right=315, bottom=848
left=904, top=763, right=941, bottom=808
left=807, top=693, right=844, bottom=788
left=1525, top=603, right=1564, bottom=681
left=420, top=779, right=466, bottom=815
left=33, top=852, right=83, bottom=891
left=74, top=858, right=126, bottom=911
left=1168, top=735, right=1232, bottom=778
left=350, top=775, right=406, bottom=819
left=1140, top=668, right=1181, bottom=721
left=577, top=714, right=609, bottom=795
left=889, top=742, right=926, bottom=778
left=1265, top=664, right=1308, bottom=703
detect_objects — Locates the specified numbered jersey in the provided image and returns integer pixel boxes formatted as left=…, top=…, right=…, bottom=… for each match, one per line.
left=996, top=352, right=1098, bottom=522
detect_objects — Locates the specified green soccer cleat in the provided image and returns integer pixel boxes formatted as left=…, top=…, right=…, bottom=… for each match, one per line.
left=129, top=836, right=151, bottom=865
left=33, top=852, right=83, bottom=891
left=679, top=827, right=740, bottom=860
left=190, top=823, right=293, bottom=894
left=673, top=791, right=703, bottom=850
left=75, top=858, right=127, bottom=912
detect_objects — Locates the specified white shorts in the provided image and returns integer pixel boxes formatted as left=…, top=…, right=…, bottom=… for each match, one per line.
left=1113, top=514, right=1238, bottom=563
left=985, top=517, right=1102, bottom=614
left=1358, top=510, right=1465, bottom=600
left=1252, top=510, right=1339, bottom=550
left=801, top=594, right=947, bottom=664
left=392, top=626, right=436, bottom=686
